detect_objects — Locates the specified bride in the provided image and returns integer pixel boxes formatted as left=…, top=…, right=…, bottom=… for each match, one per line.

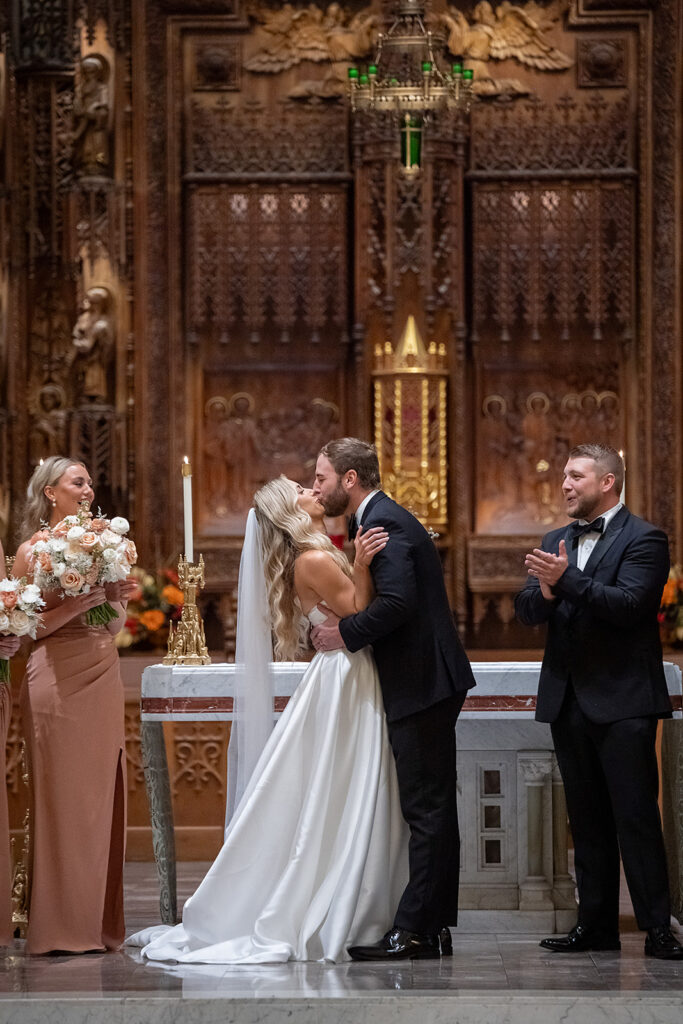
left=129, top=476, right=408, bottom=964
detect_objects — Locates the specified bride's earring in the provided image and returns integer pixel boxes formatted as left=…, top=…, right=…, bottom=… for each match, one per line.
left=51, top=500, right=57, bottom=507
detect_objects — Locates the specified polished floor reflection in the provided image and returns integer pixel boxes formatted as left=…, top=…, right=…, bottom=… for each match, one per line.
left=0, top=862, right=681, bottom=1005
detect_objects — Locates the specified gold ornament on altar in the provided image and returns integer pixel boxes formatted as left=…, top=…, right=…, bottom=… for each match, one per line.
left=163, top=555, right=211, bottom=666
left=373, top=315, right=448, bottom=534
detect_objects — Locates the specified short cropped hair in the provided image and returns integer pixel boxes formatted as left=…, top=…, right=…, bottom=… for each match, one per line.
left=319, top=437, right=381, bottom=490
left=568, top=443, right=624, bottom=496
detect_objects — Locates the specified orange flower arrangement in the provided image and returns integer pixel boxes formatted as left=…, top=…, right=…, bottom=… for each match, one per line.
left=659, top=565, right=683, bottom=646
left=115, top=567, right=184, bottom=651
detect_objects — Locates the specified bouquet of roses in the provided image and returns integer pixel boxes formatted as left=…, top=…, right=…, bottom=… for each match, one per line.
left=0, top=577, right=45, bottom=682
left=30, top=504, right=137, bottom=627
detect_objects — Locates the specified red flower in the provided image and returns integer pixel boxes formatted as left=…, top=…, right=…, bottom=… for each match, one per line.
left=125, top=617, right=139, bottom=634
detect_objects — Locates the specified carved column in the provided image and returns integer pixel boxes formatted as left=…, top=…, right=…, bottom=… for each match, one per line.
left=517, top=750, right=553, bottom=911
left=551, top=755, right=578, bottom=931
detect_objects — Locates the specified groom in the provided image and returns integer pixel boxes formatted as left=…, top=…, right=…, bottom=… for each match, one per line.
left=311, top=437, right=475, bottom=960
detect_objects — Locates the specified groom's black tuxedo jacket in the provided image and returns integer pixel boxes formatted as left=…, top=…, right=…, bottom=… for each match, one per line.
left=339, top=491, right=475, bottom=723
left=514, top=506, right=672, bottom=725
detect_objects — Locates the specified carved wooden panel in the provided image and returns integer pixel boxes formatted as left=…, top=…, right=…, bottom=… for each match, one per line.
left=187, top=185, right=349, bottom=350
left=476, top=376, right=622, bottom=535
left=472, top=180, right=634, bottom=347
left=200, top=373, right=341, bottom=535
left=470, top=93, right=632, bottom=174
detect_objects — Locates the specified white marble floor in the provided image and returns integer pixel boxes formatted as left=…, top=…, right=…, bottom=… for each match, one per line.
left=0, top=862, right=681, bottom=1024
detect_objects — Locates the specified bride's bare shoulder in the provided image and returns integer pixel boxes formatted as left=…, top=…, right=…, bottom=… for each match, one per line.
left=294, top=548, right=341, bottom=580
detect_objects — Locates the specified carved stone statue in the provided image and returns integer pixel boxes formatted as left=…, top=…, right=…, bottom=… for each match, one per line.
left=28, top=382, right=69, bottom=464
left=72, top=286, right=114, bottom=404
left=73, top=54, right=111, bottom=177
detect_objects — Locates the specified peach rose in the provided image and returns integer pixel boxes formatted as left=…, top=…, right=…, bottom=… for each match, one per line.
left=90, top=519, right=107, bottom=534
left=80, top=532, right=99, bottom=551
left=52, top=521, right=69, bottom=538
left=30, top=529, right=50, bottom=544
left=8, top=609, right=31, bottom=636
left=36, top=551, right=53, bottom=572
left=125, top=540, right=138, bottom=563
left=85, top=563, right=100, bottom=585
left=61, top=569, right=84, bottom=592
left=1, top=592, right=18, bottom=611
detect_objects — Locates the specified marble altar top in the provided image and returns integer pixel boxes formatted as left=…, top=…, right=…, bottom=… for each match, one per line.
left=141, top=660, right=683, bottom=722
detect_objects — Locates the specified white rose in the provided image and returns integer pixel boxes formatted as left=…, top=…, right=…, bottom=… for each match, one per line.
left=20, top=584, right=42, bottom=605
left=64, top=515, right=79, bottom=525
left=52, top=561, right=67, bottom=579
left=67, top=525, right=85, bottom=541
left=109, top=517, right=130, bottom=535
left=30, top=540, right=47, bottom=554
left=113, top=557, right=129, bottom=580
left=0, top=614, right=9, bottom=632
left=100, top=529, right=120, bottom=547
left=102, top=548, right=116, bottom=562
left=50, top=538, right=67, bottom=553
left=8, top=609, right=32, bottom=636
left=0, top=580, right=15, bottom=593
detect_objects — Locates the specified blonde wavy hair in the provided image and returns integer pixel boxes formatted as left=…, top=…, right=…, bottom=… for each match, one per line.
left=253, top=476, right=351, bottom=661
left=21, top=456, right=87, bottom=540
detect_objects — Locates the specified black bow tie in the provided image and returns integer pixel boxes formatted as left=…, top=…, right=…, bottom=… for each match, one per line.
left=570, top=517, right=605, bottom=547
left=348, top=516, right=359, bottom=542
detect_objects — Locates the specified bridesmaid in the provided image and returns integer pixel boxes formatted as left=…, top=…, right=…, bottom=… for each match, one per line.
left=13, top=457, right=137, bottom=954
left=0, top=541, right=21, bottom=947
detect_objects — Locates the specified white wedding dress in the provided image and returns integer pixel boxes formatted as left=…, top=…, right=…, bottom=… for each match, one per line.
left=127, top=607, right=408, bottom=964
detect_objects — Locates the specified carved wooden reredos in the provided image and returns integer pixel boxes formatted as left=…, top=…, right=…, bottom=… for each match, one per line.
left=1, top=1, right=681, bottom=647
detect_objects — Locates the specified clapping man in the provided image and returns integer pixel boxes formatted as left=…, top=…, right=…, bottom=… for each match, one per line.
left=515, top=443, right=682, bottom=960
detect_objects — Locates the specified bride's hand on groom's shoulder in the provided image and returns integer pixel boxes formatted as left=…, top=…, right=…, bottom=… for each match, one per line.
left=354, top=525, right=388, bottom=569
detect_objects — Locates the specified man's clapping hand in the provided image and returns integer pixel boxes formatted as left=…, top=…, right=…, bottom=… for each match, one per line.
left=524, top=539, right=569, bottom=599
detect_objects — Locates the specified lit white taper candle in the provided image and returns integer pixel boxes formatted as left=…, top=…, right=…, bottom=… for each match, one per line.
left=618, top=449, right=626, bottom=505
left=182, top=456, right=194, bottom=562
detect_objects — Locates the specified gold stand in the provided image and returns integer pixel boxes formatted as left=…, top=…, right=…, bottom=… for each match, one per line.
left=163, top=554, right=211, bottom=665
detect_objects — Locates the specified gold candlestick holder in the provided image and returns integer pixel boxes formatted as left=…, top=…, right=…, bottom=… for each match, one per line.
left=163, top=554, right=211, bottom=665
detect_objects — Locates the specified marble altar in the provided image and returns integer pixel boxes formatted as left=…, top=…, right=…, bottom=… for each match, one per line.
left=140, top=662, right=683, bottom=930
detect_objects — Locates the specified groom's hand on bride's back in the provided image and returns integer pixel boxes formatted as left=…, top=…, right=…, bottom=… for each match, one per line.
left=311, top=611, right=343, bottom=653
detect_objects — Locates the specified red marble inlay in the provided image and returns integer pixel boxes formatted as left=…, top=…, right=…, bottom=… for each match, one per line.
left=141, top=692, right=683, bottom=715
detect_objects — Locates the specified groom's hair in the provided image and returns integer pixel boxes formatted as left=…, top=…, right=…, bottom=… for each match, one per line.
left=319, top=437, right=381, bottom=490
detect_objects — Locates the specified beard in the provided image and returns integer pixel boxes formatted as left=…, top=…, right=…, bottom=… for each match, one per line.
left=567, top=495, right=599, bottom=521
left=320, top=480, right=350, bottom=517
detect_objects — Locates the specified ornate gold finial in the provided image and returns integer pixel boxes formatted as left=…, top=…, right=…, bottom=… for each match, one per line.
left=163, top=555, right=211, bottom=666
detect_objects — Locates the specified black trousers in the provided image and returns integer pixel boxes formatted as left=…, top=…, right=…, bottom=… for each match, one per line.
left=551, top=684, right=671, bottom=933
left=387, top=692, right=466, bottom=933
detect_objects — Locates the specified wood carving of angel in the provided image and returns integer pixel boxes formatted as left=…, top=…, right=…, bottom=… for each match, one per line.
left=438, top=0, right=572, bottom=95
left=246, top=3, right=377, bottom=74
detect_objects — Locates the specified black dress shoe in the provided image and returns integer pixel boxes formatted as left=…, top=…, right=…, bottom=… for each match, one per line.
left=439, top=926, right=453, bottom=957
left=348, top=927, right=443, bottom=961
left=644, top=926, right=683, bottom=960
left=539, top=924, right=621, bottom=953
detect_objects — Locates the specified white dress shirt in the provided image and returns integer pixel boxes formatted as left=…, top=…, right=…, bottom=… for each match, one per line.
left=575, top=502, right=623, bottom=571
left=353, top=490, right=380, bottom=531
